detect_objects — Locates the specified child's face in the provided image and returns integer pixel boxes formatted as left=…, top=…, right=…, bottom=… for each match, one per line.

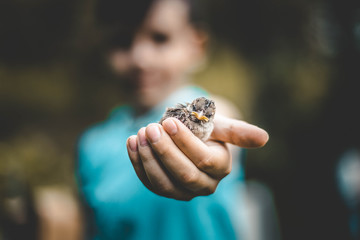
left=108, top=0, right=205, bottom=110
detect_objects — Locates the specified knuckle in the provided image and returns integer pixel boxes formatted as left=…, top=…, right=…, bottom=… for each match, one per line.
left=199, top=184, right=217, bottom=196
left=197, top=154, right=214, bottom=171
left=174, top=195, right=194, bottom=201
left=155, top=182, right=173, bottom=194
left=182, top=196, right=195, bottom=201
left=179, top=170, right=199, bottom=187
left=223, top=165, right=232, bottom=177
left=138, top=148, right=152, bottom=163
left=153, top=144, right=170, bottom=158
left=207, top=187, right=216, bottom=195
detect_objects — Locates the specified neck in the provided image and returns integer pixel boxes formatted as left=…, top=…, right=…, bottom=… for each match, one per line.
left=132, top=104, right=152, bottom=117
left=129, top=81, right=190, bottom=117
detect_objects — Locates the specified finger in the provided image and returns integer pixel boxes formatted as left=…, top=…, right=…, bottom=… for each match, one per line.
left=137, top=128, right=194, bottom=201
left=126, top=135, right=153, bottom=191
left=161, top=118, right=231, bottom=179
left=145, top=123, right=218, bottom=195
left=211, top=115, right=269, bottom=148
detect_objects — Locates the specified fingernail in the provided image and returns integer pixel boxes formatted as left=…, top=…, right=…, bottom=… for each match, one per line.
left=163, top=118, right=177, bottom=135
left=128, top=136, right=138, bottom=152
left=138, top=128, right=149, bottom=147
left=146, top=124, right=161, bottom=143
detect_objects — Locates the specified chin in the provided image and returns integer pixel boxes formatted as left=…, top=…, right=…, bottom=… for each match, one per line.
left=133, top=93, right=162, bottom=110
left=137, top=87, right=164, bottom=103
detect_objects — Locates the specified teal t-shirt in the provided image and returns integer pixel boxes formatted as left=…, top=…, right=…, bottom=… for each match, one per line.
left=77, top=86, right=246, bottom=240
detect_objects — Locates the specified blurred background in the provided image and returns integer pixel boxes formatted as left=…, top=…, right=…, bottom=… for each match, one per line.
left=1, top=0, right=359, bottom=239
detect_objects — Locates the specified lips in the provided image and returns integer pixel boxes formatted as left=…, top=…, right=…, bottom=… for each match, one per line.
left=129, top=71, right=160, bottom=88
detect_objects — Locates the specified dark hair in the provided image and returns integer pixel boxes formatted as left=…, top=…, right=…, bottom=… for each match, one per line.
left=182, top=0, right=207, bottom=29
left=96, top=0, right=154, bottom=28
left=95, top=0, right=207, bottom=48
left=96, top=0, right=206, bottom=26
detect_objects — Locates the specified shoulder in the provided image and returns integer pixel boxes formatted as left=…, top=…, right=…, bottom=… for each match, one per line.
left=78, top=105, right=131, bottom=150
left=209, top=94, right=242, bottom=119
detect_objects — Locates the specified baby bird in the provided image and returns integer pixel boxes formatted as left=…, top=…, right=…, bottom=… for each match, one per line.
left=159, top=97, right=216, bottom=141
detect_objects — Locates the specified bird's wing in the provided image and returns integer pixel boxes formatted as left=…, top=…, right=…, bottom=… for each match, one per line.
left=159, top=105, right=188, bottom=124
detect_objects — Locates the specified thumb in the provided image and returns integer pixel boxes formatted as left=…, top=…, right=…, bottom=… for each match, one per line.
left=211, top=115, right=269, bottom=148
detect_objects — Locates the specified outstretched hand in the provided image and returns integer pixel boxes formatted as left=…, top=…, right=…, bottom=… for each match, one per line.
left=126, top=115, right=269, bottom=201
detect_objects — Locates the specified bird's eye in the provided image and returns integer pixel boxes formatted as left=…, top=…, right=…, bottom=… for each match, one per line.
left=205, top=108, right=213, bottom=115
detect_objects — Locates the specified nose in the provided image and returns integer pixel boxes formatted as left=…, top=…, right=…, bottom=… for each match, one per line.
left=129, top=37, right=153, bottom=70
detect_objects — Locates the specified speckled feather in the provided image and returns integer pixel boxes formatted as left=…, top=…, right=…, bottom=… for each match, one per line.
left=159, top=97, right=216, bottom=141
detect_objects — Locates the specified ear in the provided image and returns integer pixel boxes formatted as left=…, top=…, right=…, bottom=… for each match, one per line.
left=186, top=27, right=208, bottom=73
left=190, top=28, right=208, bottom=58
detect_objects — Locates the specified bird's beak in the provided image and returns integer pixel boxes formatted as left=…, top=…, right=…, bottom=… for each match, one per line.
left=191, top=111, right=209, bottom=122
